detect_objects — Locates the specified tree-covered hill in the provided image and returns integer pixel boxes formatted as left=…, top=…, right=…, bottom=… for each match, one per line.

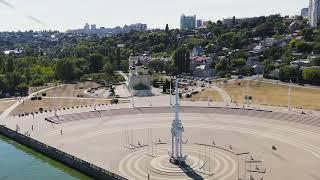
left=1, top=14, right=320, bottom=96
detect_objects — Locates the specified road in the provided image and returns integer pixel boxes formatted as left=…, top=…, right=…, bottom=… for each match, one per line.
left=240, top=75, right=320, bottom=90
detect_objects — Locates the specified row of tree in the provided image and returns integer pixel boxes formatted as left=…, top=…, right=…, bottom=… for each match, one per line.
left=0, top=51, right=127, bottom=96
left=279, top=65, right=320, bottom=84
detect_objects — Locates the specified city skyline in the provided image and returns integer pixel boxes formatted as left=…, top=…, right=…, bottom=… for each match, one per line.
left=0, top=0, right=308, bottom=31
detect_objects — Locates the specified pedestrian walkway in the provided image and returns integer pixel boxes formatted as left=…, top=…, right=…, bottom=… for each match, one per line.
left=0, top=84, right=66, bottom=120
left=211, top=84, right=232, bottom=106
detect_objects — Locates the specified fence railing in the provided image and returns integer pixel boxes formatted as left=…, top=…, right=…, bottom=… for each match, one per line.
left=0, top=125, right=127, bottom=180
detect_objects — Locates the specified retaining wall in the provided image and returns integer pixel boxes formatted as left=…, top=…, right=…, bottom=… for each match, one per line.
left=0, top=125, right=127, bottom=180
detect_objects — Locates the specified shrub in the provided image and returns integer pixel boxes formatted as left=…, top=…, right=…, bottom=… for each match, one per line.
left=191, top=91, right=199, bottom=95
left=111, top=98, right=119, bottom=104
left=303, top=67, right=320, bottom=85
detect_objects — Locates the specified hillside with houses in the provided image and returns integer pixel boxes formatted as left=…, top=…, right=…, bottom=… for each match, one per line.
left=1, top=14, right=320, bottom=97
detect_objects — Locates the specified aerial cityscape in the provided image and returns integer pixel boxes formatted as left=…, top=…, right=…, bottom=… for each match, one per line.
left=0, top=0, right=320, bottom=180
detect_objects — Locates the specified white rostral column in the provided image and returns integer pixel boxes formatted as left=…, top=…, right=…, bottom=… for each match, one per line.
left=170, top=78, right=187, bottom=165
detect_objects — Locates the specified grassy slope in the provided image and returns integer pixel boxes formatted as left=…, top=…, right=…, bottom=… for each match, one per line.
left=222, top=80, right=320, bottom=110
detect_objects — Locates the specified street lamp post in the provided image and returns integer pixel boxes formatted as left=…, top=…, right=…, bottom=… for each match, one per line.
left=169, top=78, right=172, bottom=105
left=246, top=79, right=250, bottom=107
left=131, top=93, right=134, bottom=108
left=288, top=79, right=292, bottom=111
left=238, top=155, right=240, bottom=180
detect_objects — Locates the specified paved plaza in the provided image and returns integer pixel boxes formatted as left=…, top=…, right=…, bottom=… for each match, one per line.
left=1, top=96, right=320, bottom=180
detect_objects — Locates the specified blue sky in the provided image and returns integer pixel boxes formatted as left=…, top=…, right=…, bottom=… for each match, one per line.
left=0, top=0, right=308, bottom=31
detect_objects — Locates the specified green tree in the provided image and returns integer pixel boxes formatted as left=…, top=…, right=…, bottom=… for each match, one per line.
left=75, top=45, right=90, bottom=58
left=219, top=32, right=240, bottom=48
left=303, top=68, right=320, bottom=84
left=231, top=58, right=246, bottom=68
left=0, top=56, right=4, bottom=74
left=162, top=79, right=173, bottom=93
left=216, top=20, right=222, bottom=27
left=88, top=53, right=104, bottom=73
left=17, top=83, right=29, bottom=96
left=6, top=58, right=15, bottom=72
left=296, top=41, right=313, bottom=53
left=279, top=65, right=298, bottom=82
left=254, top=22, right=274, bottom=37
left=148, top=59, right=165, bottom=73
left=103, top=61, right=114, bottom=75
left=165, top=24, right=169, bottom=32
left=238, top=65, right=254, bottom=76
left=311, top=57, right=320, bottom=66
left=215, top=63, right=224, bottom=72
left=6, top=72, right=26, bottom=94
left=302, top=28, right=313, bottom=42
left=0, top=75, right=8, bottom=93
left=55, top=59, right=75, bottom=82
left=313, top=43, right=320, bottom=54
left=120, top=60, right=129, bottom=72
left=264, top=46, right=283, bottom=60
left=164, top=60, right=175, bottom=74
left=289, top=39, right=298, bottom=49
left=74, top=58, right=90, bottom=79
left=173, top=47, right=190, bottom=75
left=263, top=60, right=276, bottom=74
left=215, top=57, right=229, bottom=72
left=116, top=48, right=121, bottom=69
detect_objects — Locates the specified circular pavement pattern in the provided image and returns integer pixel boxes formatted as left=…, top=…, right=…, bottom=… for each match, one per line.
left=118, top=145, right=237, bottom=180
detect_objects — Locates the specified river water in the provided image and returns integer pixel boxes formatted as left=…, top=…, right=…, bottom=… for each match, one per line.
left=0, top=135, right=91, bottom=180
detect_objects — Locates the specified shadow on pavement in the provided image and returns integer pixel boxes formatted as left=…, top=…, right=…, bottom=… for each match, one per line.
left=178, top=163, right=203, bottom=180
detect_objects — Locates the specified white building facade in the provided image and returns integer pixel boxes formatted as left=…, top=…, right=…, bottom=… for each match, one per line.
left=301, top=8, right=309, bottom=18
left=180, top=14, right=196, bottom=30
left=309, top=0, right=320, bottom=27
left=128, top=56, right=152, bottom=97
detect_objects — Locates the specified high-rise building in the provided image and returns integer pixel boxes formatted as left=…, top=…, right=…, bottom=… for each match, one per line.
left=84, top=23, right=90, bottom=32
left=122, top=23, right=147, bottom=32
left=222, top=17, right=242, bottom=28
left=309, top=0, right=320, bottom=27
left=72, top=23, right=147, bottom=35
left=91, top=24, right=97, bottom=33
left=130, top=23, right=147, bottom=31
left=180, top=14, right=196, bottom=30
left=91, top=24, right=97, bottom=30
left=196, top=19, right=203, bottom=28
left=301, top=8, right=309, bottom=18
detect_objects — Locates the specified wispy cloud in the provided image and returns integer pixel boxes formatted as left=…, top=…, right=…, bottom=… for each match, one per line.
left=0, top=0, right=15, bottom=9
left=0, top=0, right=46, bottom=27
left=27, top=15, right=46, bottom=26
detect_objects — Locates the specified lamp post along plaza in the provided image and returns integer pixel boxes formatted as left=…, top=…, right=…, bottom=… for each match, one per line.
left=170, top=79, right=187, bottom=165
left=169, top=78, right=172, bottom=105
left=288, top=79, right=292, bottom=111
